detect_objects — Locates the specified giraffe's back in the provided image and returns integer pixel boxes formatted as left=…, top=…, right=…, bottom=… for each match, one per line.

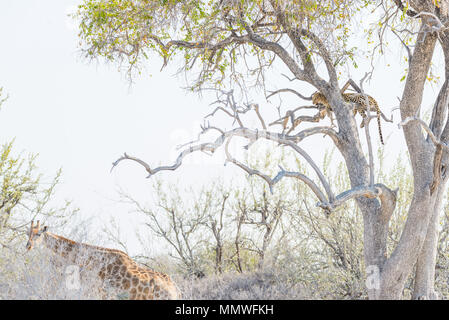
left=132, top=268, right=180, bottom=300
left=101, top=254, right=180, bottom=300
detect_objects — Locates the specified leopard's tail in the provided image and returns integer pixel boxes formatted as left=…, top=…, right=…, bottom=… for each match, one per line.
left=376, top=108, right=384, bottom=145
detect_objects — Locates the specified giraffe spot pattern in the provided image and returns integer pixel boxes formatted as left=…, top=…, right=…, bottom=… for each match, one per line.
left=29, top=230, right=179, bottom=300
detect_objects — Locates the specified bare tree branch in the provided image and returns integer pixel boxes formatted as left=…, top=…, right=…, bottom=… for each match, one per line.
left=252, top=103, right=267, bottom=129
left=317, top=185, right=383, bottom=213
left=269, top=105, right=319, bottom=127
left=391, top=28, right=413, bottom=63
left=266, top=88, right=312, bottom=101
left=359, top=73, right=376, bottom=186
left=111, top=124, right=346, bottom=213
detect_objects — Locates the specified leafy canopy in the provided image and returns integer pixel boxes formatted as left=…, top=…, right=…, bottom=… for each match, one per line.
left=76, top=0, right=373, bottom=89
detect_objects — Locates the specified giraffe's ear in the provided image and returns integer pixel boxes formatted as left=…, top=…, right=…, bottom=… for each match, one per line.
left=42, top=226, right=48, bottom=232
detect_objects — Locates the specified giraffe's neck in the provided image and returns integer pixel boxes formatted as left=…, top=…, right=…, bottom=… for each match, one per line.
left=40, top=233, right=179, bottom=299
left=42, top=232, right=118, bottom=266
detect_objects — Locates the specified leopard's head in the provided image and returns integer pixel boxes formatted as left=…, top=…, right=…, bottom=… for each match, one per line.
left=312, top=91, right=328, bottom=106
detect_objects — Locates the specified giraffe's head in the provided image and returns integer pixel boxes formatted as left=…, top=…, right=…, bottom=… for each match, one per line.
left=26, top=220, right=48, bottom=251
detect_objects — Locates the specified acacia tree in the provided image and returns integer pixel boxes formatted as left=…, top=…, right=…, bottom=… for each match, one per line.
left=77, top=0, right=449, bottom=299
left=0, top=89, right=77, bottom=279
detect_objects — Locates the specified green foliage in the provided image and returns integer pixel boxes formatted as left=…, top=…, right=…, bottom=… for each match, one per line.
left=0, top=91, right=79, bottom=299
left=0, top=94, right=77, bottom=272
left=76, top=0, right=374, bottom=88
left=0, top=141, right=77, bottom=245
left=0, top=87, right=8, bottom=111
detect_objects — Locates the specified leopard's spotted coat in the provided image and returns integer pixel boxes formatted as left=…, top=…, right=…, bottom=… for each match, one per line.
left=312, top=91, right=384, bottom=145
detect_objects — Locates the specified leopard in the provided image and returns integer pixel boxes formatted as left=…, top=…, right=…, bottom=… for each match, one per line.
left=311, top=91, right=384, bottom=145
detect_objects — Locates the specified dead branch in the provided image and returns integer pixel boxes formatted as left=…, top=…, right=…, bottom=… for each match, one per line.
left=252, top=103, right=267, bottom=129
left=268, top=105, right=319, bottom=127
left=266, top=88, right=313, bottom=101
left=359, top=73, right=376, bottom=186
left=291, top=126, right=341, bottom=145
left=391, top=27, right=413, bottom=63
left=341, top=79, right=362, bottom=93
left=317, top=185, right=383, bottom=213
left=111, top=125, right=345, bottom=213
left=280, top=73, right=299, bottom=82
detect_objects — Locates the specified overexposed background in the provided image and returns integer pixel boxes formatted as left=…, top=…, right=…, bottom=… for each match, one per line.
left=0, top=0, right=444, bottom=255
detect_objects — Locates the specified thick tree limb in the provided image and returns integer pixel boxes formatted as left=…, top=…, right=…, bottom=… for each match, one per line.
left=392, top=0, right=418, bottom=17
left=317, top=185, right=383, bottom=213
left=340, top=79, right=362, bottom=93
left=376, top=184, right=398, bottom=223
left=400, top=117, right=449, bottom=194
left=399, top=28, right=437, bottom=162
left=223, top=136, right=327, bottom=202
left=111, top=126, right=346, bottom=212
left=296, top=27, right=339, bottom=88
left=400, top=116, right=449, bottom=152
left=243, top=26, right=309, bottom=83
left=267, top=0, right=333, bottom=89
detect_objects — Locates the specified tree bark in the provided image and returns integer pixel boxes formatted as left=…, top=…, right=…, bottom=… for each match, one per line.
left=378, top=27, right=438, bottom=300
left=411, top=27, right=449, bottom=300
left=412, top=183, right=446, bottom=299
left=100, top=0, right=449, bottom=299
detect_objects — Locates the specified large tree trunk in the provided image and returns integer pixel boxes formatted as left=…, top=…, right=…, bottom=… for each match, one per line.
left=411, top=28, right=449, bottom=299
left=377, top=27, right=438, bottom=300
left=412, top=184, right=446, bottom=299
left=323, top=90, right=391, bottom=299
left=363, top=185, right=396, bottom=299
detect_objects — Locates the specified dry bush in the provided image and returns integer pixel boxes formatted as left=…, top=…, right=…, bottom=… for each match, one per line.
left=0, top=243, right=125, bottom=300
left=121, top=149, right=449, bottom=300
left=175, top=269, right=308, bottom=300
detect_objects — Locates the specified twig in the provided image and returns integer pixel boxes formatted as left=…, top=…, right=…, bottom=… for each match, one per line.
left=252, top=103, right=267, bottom=129
left=268, top=105, right=318, bottom=127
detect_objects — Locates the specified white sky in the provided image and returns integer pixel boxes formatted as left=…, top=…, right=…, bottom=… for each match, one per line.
left=0, top=0, right=445, bottom=256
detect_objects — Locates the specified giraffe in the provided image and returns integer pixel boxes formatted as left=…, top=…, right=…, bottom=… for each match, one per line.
left=25, top=220, right=180, bottom=300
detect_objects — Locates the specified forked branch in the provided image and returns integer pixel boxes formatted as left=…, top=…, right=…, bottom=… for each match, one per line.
left=317, top=185, right=383, bottom=213
left=112, top=124, right=385, bottom=215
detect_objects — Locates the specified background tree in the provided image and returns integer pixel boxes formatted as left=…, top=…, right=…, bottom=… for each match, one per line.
left=77, top=0, right=449, bottom=299
left=0, top=89, right=83, bottom=299
left=0, top=90, right=76, bottom=251
left=116, top=149, right=449, bottom=299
